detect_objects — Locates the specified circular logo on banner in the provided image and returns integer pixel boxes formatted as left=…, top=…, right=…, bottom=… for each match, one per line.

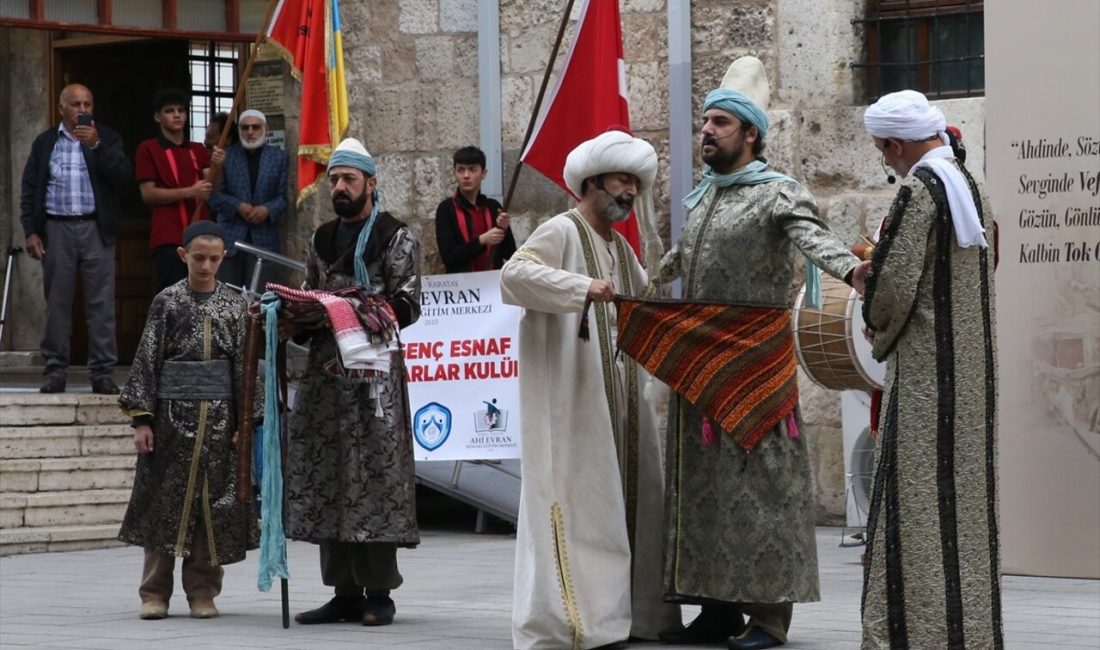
left=414, top=402, right=452, bottom=451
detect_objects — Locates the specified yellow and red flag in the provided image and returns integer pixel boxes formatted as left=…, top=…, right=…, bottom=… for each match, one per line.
left=266, top=0, right=349, bottom=203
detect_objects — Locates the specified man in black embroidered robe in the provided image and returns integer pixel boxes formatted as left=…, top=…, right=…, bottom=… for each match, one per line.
left=284, top=138, right=421, bottom=628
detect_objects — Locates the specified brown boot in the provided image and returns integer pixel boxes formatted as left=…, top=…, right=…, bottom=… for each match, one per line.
left=139, top=600, right=168, bottom=620
left=189, top=598, right=219, bottom=619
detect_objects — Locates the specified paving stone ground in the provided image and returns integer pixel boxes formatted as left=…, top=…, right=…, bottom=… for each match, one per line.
left=1, top=527, right=1097, bottom=649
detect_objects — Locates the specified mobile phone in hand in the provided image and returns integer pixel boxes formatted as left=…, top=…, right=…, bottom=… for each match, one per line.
left=77, top=113, right=94, bottom=127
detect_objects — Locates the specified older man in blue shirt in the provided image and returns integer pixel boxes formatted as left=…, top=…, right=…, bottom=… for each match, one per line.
left=20, top=83, right=131, bottom=394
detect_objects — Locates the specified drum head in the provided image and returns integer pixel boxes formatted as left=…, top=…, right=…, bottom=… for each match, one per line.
left=848, top=294, right=886, bottom=389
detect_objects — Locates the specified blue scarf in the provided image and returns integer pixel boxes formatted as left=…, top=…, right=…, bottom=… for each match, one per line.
left=352, top=196, right=381, bottom=288
left=682, top=159, right=792, bottom=212
left=257, top=292, right=288, bottom=591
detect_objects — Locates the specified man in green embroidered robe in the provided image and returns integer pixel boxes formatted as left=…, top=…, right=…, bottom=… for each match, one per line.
left=501, top=131, right=680, bottom=650
left=118, top=221, right=257, bottom=621
left=655, top=57, right=864, bottom=650
left=860, top=90, right=1002, bottom=650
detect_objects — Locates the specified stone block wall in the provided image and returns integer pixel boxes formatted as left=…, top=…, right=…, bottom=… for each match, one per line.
left=0, top=0, right=989, bottom=523
left=1, top=29, right=51, bottom=353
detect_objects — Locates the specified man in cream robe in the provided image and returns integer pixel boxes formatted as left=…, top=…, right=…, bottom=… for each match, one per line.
left=501, top=131, right=680, bottom=650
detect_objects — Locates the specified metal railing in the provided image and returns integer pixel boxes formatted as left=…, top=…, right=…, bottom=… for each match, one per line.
left=227, top=241, right=307, bottom=300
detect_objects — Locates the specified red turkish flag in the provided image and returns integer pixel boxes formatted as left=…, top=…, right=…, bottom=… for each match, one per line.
left=520, top=0, right=640, bottom=255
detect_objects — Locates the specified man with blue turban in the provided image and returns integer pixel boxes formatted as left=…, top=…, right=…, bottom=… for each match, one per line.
left=654, top=57, right=864, bottom=650
left=283, top=137, right=422, bottom=629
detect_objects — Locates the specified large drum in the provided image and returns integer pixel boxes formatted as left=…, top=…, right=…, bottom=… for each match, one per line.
left=793, top=274, right=885, bottom=391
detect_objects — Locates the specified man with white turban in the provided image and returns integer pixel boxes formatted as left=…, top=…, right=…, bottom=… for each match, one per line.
left=283, top=137, right=422, bottom=629
left=501, top=129, right=681, bottom=649
left=859, top=90, right=1002, bottom=650
left=654, top=57, right=863, bottom=650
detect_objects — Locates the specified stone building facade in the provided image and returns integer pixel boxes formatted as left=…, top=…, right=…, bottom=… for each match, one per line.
left=0, top=0, right=987, bottom=522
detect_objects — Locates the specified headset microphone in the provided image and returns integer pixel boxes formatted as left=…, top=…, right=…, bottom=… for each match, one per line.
left=880, top=156, right=896, bottom=184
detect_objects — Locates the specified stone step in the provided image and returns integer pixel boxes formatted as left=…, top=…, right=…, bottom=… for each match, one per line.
left=0, top=392, right=128, bottom=427
left=0, top=455, right=136, bottom=492
left=0, top=488, right=131, bottom=529
left=0, top=523, right=124, bottom=556
left=0, top=424, right=132, bottom=459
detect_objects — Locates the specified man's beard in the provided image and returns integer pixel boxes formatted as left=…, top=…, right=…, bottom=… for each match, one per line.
left=701, top=134, right=745, bottom=173
left=602, top=193, right=634, bottom=222
left=333, top=191, right=368, bottom=218
left=240, top=136, right=264, bottom=151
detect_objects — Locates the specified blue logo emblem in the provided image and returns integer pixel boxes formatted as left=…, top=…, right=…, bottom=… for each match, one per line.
left=414, top=402, right=452, bottom=451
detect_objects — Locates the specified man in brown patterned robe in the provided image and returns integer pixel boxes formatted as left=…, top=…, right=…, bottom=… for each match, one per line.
left=860, top=90, right=1002, bottom=650
left=119, top=221, right=257, bottom=621
left=284, top=138, right=421, bottom=628
left=655, top=58, right=863, bottom=650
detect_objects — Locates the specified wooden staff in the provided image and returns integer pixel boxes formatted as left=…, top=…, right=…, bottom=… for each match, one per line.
left=192, top=0, right=281, bottom=222
left=501, top=0, right=579, bottom=211
left=236, top=312, right=263, bottom=504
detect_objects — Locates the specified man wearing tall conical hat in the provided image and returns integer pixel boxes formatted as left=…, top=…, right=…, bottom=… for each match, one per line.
left=654, top=57, right=864, bottom=650
left=283, top=137, right=422, bottom=628
left=501, top=130, right=681, bottom=649
left=859, top=90, right=1001, bottom=650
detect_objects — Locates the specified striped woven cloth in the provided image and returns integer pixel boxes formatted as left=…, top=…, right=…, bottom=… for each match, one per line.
left=253, top=283, right=398, bottom=382
left=615, top=296, right=799, bottom=451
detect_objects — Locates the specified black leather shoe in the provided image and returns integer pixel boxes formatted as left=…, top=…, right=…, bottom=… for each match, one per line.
left=40, top=376, right=66, bottom=394
left=361, top=595, right=396, bottom=626
left=294, top=595, right=368, bottom=624
left=658, top=604, right=746, bottom=644
left=727, top=627, right=782, bottom=650
left=91, top=376, right=120, bottom=395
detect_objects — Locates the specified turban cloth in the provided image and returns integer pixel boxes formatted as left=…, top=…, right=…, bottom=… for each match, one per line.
left=703, top=88, right=769, bottom=138
left=327, top=137, right=377, bottom=177
left=863, top=90, right=947, bottom=143
left=563, top=130, right=658, bottom=198
left=864, top=90, right=986, bottom=248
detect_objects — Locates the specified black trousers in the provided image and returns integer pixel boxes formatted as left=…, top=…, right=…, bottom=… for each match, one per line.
left=319, top=540, right=402, bottom=597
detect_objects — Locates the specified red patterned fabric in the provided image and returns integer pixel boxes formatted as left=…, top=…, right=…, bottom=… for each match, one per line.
left=615, top=296, right=799, bottom=451
left=255, top=283, right=398, bottom=381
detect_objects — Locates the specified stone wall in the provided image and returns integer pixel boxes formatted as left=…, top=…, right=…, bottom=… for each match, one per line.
left=0, top=1, right=988, bottom=523
left=1, top=29, right=51, bottom=353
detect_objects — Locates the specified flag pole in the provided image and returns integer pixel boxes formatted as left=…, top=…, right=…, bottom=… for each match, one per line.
left=502, top=0, right=578, bottom=211
left=191, top=0, right=282, bottom=221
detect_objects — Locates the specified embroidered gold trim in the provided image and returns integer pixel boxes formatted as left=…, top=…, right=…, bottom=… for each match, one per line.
left=203, top=476, right=220, bottom=567
left=567, top=211, right=619, bottom=447
left=174, top=316, right=214, bottom=556
left=513, top=248, right=546, bottom=266
left=550, top=502, right=584, bottom=650
left=613, top=233, right=641, bottom=549
left=684, top=190, right=725, bottom=297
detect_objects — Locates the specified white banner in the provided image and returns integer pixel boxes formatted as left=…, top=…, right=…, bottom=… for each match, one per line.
left=402, top=271, right=523, bottom=461
left=987, top=0, right=1100, bottom=578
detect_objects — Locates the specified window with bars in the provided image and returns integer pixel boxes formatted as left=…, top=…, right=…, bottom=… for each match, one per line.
left=853, top=0, right=984, bottom=100
left=189, top=40, right=240, bottom=143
